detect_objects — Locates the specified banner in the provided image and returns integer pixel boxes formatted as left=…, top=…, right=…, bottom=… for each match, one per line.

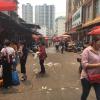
left=0, top=0, right=17, bottom=11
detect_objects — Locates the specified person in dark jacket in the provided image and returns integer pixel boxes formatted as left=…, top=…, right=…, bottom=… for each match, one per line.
left=19, top=42, right=28, bottom=81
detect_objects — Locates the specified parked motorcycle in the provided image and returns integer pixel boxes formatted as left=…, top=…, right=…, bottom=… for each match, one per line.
left=73, top=41, right=84, bottom=53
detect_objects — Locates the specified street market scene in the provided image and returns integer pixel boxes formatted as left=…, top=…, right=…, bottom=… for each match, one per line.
left=0, top=0, right=100, bottom=100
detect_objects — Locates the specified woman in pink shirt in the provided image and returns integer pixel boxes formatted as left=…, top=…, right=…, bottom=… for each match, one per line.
left=81, top=36, right=100, bottom=100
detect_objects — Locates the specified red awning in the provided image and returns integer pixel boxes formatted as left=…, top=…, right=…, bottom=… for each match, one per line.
left=91, top=26, right=100, bottom=30
left=0, top=0, right=17, bottom=11
left=88, top=26, right=100, bottom=35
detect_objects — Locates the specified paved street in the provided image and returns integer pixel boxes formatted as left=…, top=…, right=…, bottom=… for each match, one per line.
left=0, top=47, right=95, bottom=100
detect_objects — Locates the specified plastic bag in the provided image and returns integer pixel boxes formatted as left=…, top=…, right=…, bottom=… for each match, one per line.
left=12, top=71, right=20, bottom=86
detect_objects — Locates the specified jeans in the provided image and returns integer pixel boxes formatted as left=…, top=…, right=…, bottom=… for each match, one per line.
left=3, top=63, right=12, bottom=88
left=81, top=78, right=100, bottom=100
left=20, top=63, right=26, bottom=74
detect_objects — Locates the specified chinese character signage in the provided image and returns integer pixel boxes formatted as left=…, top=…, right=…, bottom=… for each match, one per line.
left=72, top=7, right=82, bottom=28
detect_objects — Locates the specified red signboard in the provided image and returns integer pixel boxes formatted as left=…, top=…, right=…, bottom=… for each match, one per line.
left=0, top=0, right=17, bottom=11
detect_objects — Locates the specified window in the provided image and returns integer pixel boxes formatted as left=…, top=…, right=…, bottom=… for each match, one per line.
left=85, top=3, right=93, bottom=21
left=95, top=0, right=100, bottom=17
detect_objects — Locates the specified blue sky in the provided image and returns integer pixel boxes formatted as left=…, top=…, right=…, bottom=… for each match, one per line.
left=18, top=0, right=66, bottom=22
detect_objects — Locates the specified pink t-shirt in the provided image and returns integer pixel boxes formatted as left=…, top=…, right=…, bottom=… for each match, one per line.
left=81, top=46, right=100, bottom=79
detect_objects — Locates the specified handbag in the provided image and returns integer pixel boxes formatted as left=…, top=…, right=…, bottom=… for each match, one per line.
left=88, top=74, right=100, bottom=83
left=86, top=68, right=100, bottom=83
left=12, top=71, right=20, bottom=86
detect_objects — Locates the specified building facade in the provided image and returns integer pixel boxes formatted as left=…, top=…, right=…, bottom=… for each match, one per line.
left=66, top=0, right=100, bottom=42
left=38, top=25, right=47, bottom=36
left=35, top=4, right=55, bottom=36
left=22, top=3, right=33, bottom=24
left=55, top=16, right=66, bottom=35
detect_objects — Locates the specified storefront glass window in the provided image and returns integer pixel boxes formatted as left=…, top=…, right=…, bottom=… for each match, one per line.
left=95, top=0, right=100, bottom=17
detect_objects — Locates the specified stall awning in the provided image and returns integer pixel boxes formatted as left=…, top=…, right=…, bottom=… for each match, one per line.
left=88, top=26, right=100, bottom=35
left=21, top=23, right=41, bottom=29
left=0, top=12, right=33, bottom=34
left=0, top=0, right=17, bottom=11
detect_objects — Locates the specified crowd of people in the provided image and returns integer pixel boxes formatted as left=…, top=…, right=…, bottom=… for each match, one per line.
left=0, top=35, right=100, bottom=100
left=0, top=39, right=47, bottom=89
left=54, top=40, right=68, bottom=54
left=0, top=40, right=28, bottom=88
left=54, top=39, right=86, bottom=54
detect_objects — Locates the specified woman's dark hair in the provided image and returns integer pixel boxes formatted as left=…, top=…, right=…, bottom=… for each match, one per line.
left=91, top=36, right=100, bottom=46
left=92, top=36, right=100, bottom=42
left=4, top=39, right=11, bottom=46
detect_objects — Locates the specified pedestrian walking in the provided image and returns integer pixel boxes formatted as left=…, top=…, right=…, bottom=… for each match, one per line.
left=19, top=42, right=28, bottom=81
left=65, top=40, right=68, bottom=51
left=81, top=36, right=100, bottom=100
left=55, top=41, right=59, bottom=52
left=38, top=42, right=47, bottom=74
left=60, top=40, right=65, bottom=54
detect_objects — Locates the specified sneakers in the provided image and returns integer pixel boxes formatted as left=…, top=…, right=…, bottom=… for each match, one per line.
left=21, top=75, right=27, bottom=81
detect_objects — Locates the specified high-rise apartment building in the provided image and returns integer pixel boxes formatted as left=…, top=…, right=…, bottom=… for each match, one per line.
left=35, top=4, right=55, bottom=36
left=22, top=3, right=33, bottom=24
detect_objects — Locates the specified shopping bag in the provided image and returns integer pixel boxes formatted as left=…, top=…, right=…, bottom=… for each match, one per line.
left=12, top=71, right=20, bottom=86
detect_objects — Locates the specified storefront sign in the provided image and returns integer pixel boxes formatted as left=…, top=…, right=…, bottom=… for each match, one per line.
left=72, top=7, right=82, bottom=28
left=0, top=0, right=17, bottom=11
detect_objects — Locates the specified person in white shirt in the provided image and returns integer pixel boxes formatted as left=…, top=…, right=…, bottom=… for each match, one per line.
left=1, top=40, right=15, bottom=88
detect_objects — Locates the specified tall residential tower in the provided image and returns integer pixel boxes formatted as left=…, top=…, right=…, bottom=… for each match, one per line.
left=35, top=4, right=55, bottom=36
left=22, top=3, right=33, bottom=24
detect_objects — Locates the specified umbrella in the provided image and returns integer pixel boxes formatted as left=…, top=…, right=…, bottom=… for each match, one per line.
left=88, top=28, right=100, bottom=35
